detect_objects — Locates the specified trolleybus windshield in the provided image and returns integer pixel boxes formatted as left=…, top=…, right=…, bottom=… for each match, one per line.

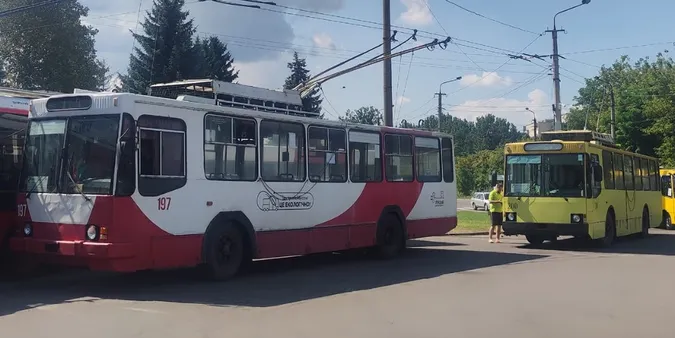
left=505, top=153, right=586, bottom=198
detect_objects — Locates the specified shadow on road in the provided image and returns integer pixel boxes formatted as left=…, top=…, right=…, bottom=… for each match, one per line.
left=0, top=240, right=546, bottom=317
left=517, top=230, right=675, bottom=256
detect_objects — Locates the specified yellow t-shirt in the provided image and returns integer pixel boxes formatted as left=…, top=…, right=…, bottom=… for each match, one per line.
left=488, top=189, right=503, bottom=213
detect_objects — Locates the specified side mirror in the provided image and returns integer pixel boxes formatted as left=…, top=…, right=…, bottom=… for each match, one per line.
left=593, top=164, right=603, bottom=182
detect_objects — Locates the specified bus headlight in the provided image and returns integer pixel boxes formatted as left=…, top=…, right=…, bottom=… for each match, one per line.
left=571, top=214, right=583, bottom=224
left=506, top=212, right=516, bottom=221
left=86, top=225, right=99, bottom=241
left=23, top=223, right=32, bottom=237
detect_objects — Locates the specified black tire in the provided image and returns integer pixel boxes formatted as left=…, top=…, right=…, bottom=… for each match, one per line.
left=375, top=213, right=405, bottom=259
left=483, top=203, right=488, bottom=210
left=598, top=211, right=615, bottom=247
left=202, top=222, right=246, bottom=281
left=665, top=213, right=674, bottom=230
left=639, top=208, right=650, bottom=238
left=525, top=235, right=544, bottom=246
left=472, top=203, right=477, bottom=210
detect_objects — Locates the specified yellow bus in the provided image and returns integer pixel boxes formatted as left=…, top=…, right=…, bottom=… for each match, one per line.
left=659, top=168, right=675, bottom=230
left=499, top=130, right=661, bottom=246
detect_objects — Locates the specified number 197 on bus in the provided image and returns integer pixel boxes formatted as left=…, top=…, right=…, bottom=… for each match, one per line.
left=158, top=197, right=171, bottom=210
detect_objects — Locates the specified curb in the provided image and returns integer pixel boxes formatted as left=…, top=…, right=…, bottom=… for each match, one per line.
left=447, top=231, right=488, bottom=236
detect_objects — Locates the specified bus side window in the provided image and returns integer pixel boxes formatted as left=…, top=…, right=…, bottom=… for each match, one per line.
left=204, top=114, right=257, bottom=181
left=260, top=120, right=306, bottom=182
left=634, top=158, right=643, bottom=191
left=348, top=130, right=381, bottom=182
left=441, top=138, right=454, bottom=183
left=641, top=158, right=650, bottom=191
left=613, top=153, right=625, bottom=190
left=602, top=150, right=614, bottom=189
left=650, top=160, right=659, bottom=191
left=384, top=134, right=413, bottom=182
left=137, top=115, right=187, bottom=197
left=415, top=137, right=441, bottom=182
left=590, top=154, right=601, bottom=198
left=623, top=155, right=634, bottom=191
left=307, top=126, right=346, bottom=183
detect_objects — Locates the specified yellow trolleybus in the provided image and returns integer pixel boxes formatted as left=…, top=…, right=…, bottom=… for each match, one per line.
left=500, top=130, right=661, bottom=246
left=659, top=168, right=675, bottom=230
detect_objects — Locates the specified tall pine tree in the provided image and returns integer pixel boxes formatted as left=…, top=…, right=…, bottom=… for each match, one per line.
left=124, top=0, right=195, bottom=94
left=192, top=36, right=239, bottom=82
left=284, top=51, right=323, bottom=116
left=0, top=0, right=107, bottom=92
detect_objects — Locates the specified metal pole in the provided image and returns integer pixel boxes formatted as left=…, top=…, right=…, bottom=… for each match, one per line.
left=382, top=0, right=393, bottom=127
left=551, top=28, right=563, bottom=131
left=435, top=92, right=446, bottom=131
left=610, top=87, right=616, bottom=139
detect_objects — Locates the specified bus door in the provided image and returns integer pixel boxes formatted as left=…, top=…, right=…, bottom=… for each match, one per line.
left=662, top=174, right=674, bottom=224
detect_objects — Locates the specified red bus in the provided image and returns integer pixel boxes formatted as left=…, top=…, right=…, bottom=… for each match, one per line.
left=0, top=96, right=28, bottom=268
left=11, top=81, right=458, bottom=280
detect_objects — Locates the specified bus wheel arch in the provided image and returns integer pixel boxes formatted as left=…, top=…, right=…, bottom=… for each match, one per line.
left=374, top=206, right=407, bottom=258
left=201, top=211, right=256, bottom=280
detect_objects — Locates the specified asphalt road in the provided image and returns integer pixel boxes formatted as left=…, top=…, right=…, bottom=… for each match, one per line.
left=2, top=230, right=675, bottom=338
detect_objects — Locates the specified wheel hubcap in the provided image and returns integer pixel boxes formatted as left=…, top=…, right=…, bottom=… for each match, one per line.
left=217, top=236, right=234, bottom=264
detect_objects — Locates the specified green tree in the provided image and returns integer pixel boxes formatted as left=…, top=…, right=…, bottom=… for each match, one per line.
left=123, top=0, right=196, bottom=94
left=340, top=106, right=383, bottom=125
left=455, top=149, right=503, bottom=196
left=192, top=36, right=238, bottom=82
left=0, top=0, right=107, bottom=92
left=284, top=51, right=322, bottom=115
left=565, top=53, right=672, bottom=160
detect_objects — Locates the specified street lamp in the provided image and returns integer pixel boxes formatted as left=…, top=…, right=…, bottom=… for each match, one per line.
left=526, top=107, right=538, bottom=141
left=435, top=76, right=462, bottom=131
left=550, top=0, right=591, bottom=131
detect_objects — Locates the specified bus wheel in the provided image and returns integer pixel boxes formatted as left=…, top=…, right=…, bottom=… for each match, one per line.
left=665, top=213, right=674, bottom=230
left=599, top=211, right=615, bottom=247
left=639, top=208, right=650, bottom=238
left=376, top=213, right=405, bottom=259
left=525, top=235, right=544, bottom=246
left=203, top=223, right=245, bottom=281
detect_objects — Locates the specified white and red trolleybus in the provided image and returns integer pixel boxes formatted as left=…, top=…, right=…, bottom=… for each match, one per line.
left=0, top=95, right=30, bottom=266
left=11, top=80, right=458, bottom=280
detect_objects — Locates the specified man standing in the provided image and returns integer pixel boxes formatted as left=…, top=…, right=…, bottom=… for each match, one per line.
left=488, top=183, right=504, bottom=243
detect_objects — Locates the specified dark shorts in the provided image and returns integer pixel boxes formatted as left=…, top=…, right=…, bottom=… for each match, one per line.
left=491, top=212, right=503, bottom=226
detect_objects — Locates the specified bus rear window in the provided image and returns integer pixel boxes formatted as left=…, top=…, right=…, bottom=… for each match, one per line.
left=46, top=96, right=92, bottom=111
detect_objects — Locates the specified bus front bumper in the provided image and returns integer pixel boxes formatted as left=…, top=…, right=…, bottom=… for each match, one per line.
left=502, top=222, right=589, bottom=237
left=10, top=237, right=135, bottom=259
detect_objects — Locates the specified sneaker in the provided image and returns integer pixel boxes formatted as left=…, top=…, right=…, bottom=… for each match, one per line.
left=489, top=239, right=494, bottom=243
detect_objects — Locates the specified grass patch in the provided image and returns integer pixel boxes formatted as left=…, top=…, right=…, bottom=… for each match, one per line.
left=454, top=210, right=491, bottom=233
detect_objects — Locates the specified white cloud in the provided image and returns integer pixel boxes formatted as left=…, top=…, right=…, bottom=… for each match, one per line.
left=460, top=72, right=513, bottom=87
left=80, top=0, right=346, bottom=76
left=232, top=58, right=292, bottom=90
left=447, top=89, right=551, bottom=127
left=399, top=0, right=433, bottom=26
left=312, top=33, right=336, bottom=50
left=395, top=96, right=411, bottom=106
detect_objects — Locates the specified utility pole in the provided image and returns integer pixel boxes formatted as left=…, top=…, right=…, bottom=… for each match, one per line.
left=547, top=27, right=564, bottom=131
left=609, top=86, right=616, bottom=139
left=382, top=0, right=394, bottom=127
left=434, top=92, right=446, bottom=131
left=435, top=76, right=462, bottom=131
left=548, top=1, right=592, bottom=131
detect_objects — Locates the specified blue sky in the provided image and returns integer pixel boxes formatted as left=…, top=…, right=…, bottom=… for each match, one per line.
left=83, top=0, right=675, bottom=129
